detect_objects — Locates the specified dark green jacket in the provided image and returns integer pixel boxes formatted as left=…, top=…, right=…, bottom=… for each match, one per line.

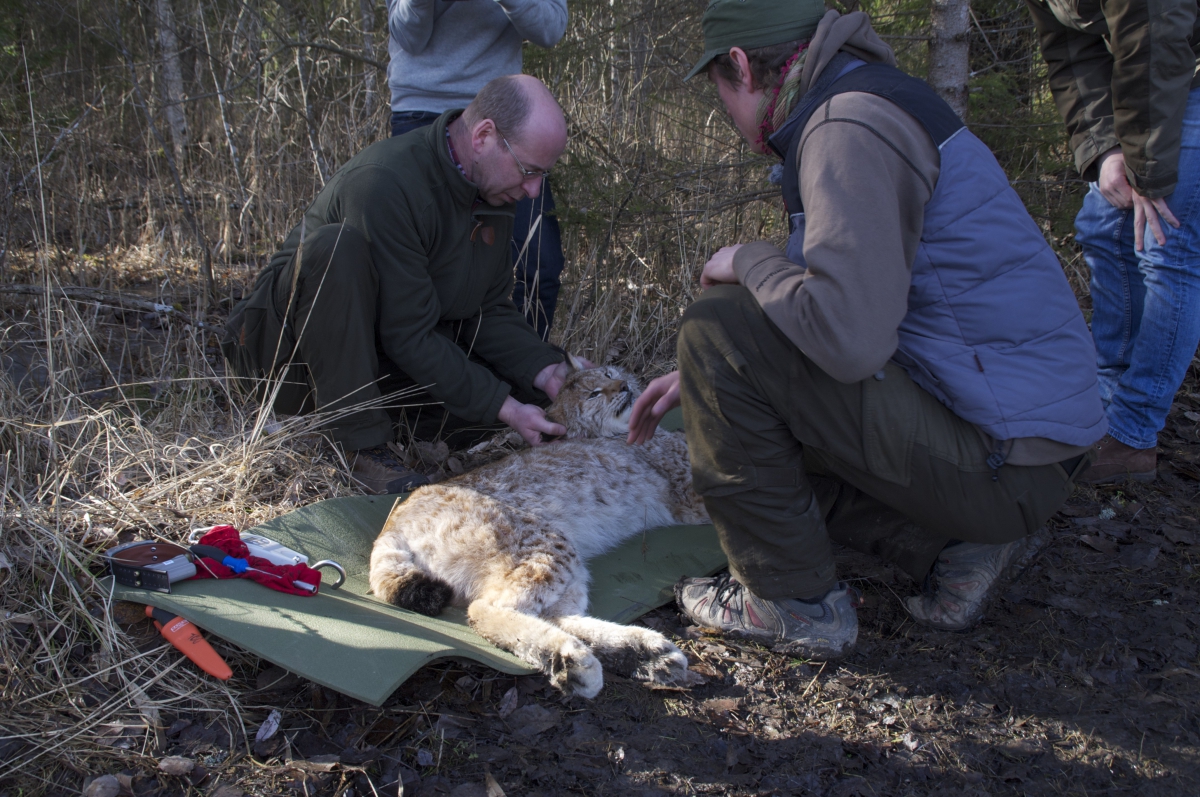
left=257, top=111, right=562, bottom=424
left=1026, top=0, right=1199, bottom=198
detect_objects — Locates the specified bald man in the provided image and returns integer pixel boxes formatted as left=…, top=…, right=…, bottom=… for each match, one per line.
left=222, top=76, right=572, bottom=494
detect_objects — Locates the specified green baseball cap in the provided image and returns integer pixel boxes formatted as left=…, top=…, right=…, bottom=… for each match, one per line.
left=686, top=0, right=826, bottom=80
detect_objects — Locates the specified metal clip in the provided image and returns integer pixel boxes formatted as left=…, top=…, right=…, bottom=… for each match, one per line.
left=311, top=560, right=346, bottom=589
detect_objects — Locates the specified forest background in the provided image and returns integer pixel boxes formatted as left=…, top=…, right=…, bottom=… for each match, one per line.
left=8, top=1, right=1186, bottom=795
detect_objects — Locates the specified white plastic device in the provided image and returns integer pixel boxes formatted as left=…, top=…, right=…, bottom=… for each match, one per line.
left=240, top=533, right=310, bottom=566
left=187, top=527, right=308, bottom=566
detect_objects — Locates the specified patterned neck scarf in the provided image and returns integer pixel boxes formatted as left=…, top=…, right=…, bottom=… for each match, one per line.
left=755, top=42, right=811, bottom=150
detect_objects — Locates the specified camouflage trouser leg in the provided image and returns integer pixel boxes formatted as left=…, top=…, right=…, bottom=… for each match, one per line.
left=222, top=223, right=394, bottom=451
left=677, top=285, right=1084, bottom=600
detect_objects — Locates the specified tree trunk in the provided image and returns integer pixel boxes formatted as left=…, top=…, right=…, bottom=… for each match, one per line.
left=153, top=0, right=188, bottom=161
left=928, top=0, right=970, bottom=120
left=295, top=42, right=331, bottom=185
left=360, top=0, right=377, bottom=130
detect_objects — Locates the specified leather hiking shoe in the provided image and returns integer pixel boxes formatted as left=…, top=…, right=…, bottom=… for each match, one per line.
left=674, top=573, right=859, bottom=660
left=1077, top=435, right=1156, bottom=484
left=905, top=533, right=1045, bottom=631
left=350, top=446, right=430, bottom=495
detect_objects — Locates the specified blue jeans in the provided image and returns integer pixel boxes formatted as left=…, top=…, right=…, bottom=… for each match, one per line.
left=1078, top=86, right=1200, bottom=450
left=391, top=110, right=566, bottom=340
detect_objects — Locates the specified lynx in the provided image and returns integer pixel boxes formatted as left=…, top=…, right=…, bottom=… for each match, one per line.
left=368, top=358, right=709, bottom=698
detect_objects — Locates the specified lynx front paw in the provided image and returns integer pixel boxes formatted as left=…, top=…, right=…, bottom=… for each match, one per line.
left=633, top=641, right=702, bottom=688
left=547, top=638, right=603, bottom=699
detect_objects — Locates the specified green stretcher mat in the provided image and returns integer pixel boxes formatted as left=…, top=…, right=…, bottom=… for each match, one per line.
left=104, top=410, right=726, bottom=706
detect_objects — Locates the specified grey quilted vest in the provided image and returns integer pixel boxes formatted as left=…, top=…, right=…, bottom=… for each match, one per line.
left=769, top=58, right=1106, bottom=450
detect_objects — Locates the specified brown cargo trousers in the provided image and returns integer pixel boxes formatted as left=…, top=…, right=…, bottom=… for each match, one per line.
left=221, top=223, right=515, bottom=450
left=678, top=285, right=1090, bottom=599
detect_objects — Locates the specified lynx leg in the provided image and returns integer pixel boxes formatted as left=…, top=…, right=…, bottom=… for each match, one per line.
left=551, top=615, right=697, bottom=688
left=369, top=533, right=453, bottom=615
left=468, top=600, right=603, bottom=698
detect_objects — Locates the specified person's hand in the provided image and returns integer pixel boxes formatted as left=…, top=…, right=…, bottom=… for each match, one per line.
left=533, top=356, right=595, bottom=400
left=626, top=371, right=681, bottom=445
left=1132, top=191, right=1180, bottom=251
left=1096, top=148, right=1180, bottom=250
left=1096, top=148, right=1133, bottom=209
left=498, top=395, right=565, bottom=446
left=700, top=245, right=743, bottom=289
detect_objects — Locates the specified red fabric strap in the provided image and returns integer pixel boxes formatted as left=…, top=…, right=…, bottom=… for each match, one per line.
left=188, top=525, right=322, bottom=596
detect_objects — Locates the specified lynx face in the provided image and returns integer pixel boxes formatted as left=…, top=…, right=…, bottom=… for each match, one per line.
left=546, top=362, right=642, bottom=439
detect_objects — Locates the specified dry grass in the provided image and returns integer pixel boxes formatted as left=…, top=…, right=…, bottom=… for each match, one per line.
left=0, top=251, right=371, bottom=791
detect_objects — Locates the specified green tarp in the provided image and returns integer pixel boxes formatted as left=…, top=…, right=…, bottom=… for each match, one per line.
left=105, top=410, right=726, bottom=705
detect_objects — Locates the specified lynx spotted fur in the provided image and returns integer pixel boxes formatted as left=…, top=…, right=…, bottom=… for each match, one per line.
left=368, top=359, right=709, bottom=698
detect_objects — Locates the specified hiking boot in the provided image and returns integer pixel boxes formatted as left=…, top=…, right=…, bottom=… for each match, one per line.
left=905, top=533, right=1045, bottom=631
left=349, top=445, right=429, bottom=495
left=674, top=572, right=859, bottom=660
left=1077, top=435, right=1156, bottom=484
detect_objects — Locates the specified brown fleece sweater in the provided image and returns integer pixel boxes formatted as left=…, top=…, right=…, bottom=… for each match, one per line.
left=732, top=10, right=1088, bottom=466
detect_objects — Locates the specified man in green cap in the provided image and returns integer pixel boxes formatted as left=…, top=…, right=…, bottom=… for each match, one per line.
left=627, top=2, right=1105, bottom=658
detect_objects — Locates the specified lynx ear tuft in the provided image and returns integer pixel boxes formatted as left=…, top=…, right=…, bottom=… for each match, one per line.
left=566, top=353, right=588, bottom=373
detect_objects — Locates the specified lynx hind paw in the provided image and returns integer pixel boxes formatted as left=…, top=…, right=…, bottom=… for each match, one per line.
left=548, top=639, right=603, bottom=699
left=633, top=641, right=702, bottom=688
left=374, top=570, right=454, bottom=616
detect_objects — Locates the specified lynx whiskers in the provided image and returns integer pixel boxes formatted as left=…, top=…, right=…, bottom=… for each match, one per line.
left=368, top=357, right=709, bottom=697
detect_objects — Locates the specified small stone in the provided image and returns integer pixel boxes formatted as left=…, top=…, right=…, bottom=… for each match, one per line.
left=496, top=686, right=519, bottom=718
left=505, top=704, right=559, bottom=737
left=998, top=738, right=1049, bottom=759
left=83, top=775, right=121, bottom=797
left=1079, top=535, right=1118, bottom=555
left=1118, top=543, right=1159, bottom=570
left=700, top=697, right=740, bottom=716
left=485, top=772, right=507, bottom=797
left=255, top=709, right=282, bottom=742
left=1046, top=595, right=1097, bottom=617
left=165, top=717, right=192, bottom=738
left=157, top=755, right=195, bottom=776
left=1162, top=525, right=1196, bottom=545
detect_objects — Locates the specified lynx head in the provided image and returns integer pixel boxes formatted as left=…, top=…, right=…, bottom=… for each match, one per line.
left=546, top=355, right=642, bottom=439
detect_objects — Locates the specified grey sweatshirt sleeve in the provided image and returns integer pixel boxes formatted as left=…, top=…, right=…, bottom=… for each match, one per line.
left=495, top=0, right=568, bottom=48
left=389, top=0, right=441, bottom=55
left=732, top=92, right=940, bottom=384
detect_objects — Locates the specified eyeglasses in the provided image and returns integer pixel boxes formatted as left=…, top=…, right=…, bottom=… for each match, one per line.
left=502, top=138, right=551, bottom=180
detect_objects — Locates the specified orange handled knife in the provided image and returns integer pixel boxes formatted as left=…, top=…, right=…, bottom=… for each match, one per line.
left=145, top=605, right=232, bottom=681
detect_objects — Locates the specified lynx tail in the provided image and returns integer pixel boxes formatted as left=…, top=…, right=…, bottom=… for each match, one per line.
left=369, top=548, right=454, bottom=616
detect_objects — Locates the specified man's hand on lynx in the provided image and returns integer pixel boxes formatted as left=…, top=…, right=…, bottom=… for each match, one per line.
left=627, top=370, right=681, bottom=445
left=534, top=357, right=595, bottom=400
left=1098, top=148, right=1180, bottom=251
left=498, top=395, right=565, bottom=447
left=700, top=244, right=743, bottom=289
